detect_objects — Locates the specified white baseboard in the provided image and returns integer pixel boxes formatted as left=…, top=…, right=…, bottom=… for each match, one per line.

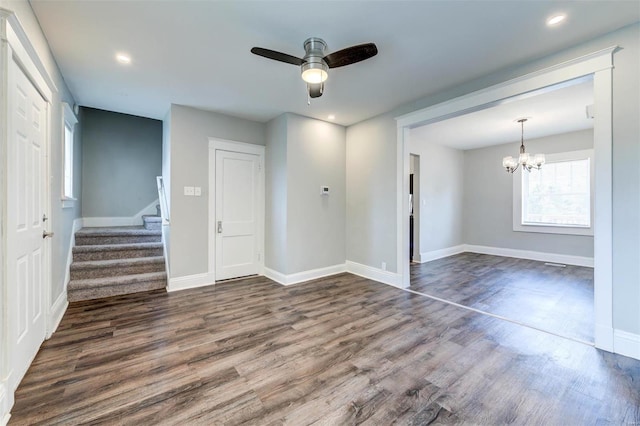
left=0, top=381, right=10, bottom=426
left=464, top=244, right=594, bottom=267
left=264, top=264, right=347, bottom=286
left=167, top=272, right=216, bottom=292
left=62, top=217, right=83, bottom=292
left=48, top=290, right=68, bottom=338
left=614, top=329, right=640, bottom=360
left=345, top=261, right=405, bottom=289
left=419, top=245, right=465, bottom=263
left=83, top=199, right=159, bottom=228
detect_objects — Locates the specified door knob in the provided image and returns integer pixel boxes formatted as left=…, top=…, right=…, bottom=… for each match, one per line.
left=43, top=230, right=54, bottom=239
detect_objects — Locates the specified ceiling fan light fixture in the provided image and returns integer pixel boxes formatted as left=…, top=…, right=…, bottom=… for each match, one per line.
left=301, top=60, right=328, bottom=84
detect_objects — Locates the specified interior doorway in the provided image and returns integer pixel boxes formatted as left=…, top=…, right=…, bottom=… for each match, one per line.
left=409, top=154, right=420, bottom=263
left=396, top=47, right=615, bottom=352
left=208, top=139, right=265, bottom=281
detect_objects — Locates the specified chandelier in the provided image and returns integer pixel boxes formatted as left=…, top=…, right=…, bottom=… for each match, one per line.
left=502, top=118, right=545, bottom=173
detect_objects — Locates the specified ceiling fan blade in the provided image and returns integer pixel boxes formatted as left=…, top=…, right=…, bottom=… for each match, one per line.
left=250, top=47, right=304, bottom=66
left=323, top=43, right=378, bottom=68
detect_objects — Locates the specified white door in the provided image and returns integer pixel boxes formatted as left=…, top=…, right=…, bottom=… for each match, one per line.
left=215, top=150, right=260, bottom=280
left=7, top=58, right=48, bottom=390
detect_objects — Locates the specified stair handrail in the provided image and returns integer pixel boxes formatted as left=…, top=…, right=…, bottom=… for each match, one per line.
left=156, top=176, right=170, bottom=224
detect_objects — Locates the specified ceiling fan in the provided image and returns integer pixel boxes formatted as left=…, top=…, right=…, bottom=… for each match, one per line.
left=251, top=38, right=378, bottom=100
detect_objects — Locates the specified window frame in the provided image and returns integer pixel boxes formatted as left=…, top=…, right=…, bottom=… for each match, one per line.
left=62, top=102, right=78, bottom=208
left=513, top=148, right=594, bottom=236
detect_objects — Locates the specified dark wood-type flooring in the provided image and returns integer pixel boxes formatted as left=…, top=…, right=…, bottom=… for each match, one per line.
left=411, top=253, right=594, bottom=343
left=10, top=273, right=639, bottom=425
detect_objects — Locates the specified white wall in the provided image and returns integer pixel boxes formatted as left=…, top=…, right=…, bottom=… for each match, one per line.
left=168, top=104, right=265, bottom=279
left=345, top=23, right=639, bottom=335
left=409, top=137, right=465, bottom=258
left=464, top=129, right=594, bottom=257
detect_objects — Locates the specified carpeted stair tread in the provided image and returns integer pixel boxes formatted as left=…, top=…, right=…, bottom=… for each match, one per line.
left=69, top=225, right=167, bottom=301
left=68, top=271, right=167, bottom=290
left=74, top=242, right=163, bottom=253
left=72, top=242, right=164, bottom=261
left=68, top=272, right=167, bottom=302
left=142, top=215, right=162, bottom=222
left=75, top=226, right=161, bottom=237
left=71, top=256, right=165, bottom=270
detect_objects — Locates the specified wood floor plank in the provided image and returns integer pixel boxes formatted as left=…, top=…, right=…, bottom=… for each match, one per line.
left=8, top=273, right=639, bottom=425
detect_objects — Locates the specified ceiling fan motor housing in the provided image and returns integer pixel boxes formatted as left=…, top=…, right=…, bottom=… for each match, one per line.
left=301, top=37, right=329, bottom=84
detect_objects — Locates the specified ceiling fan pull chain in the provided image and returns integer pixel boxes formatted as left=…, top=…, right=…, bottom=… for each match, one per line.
left=307, top=86, right=311, bottom=105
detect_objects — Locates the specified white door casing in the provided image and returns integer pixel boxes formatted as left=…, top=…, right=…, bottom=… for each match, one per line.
left=396, top=46, right=616, bottom=353
left=6, top=56, right=48, bottom=392
left=208, top=139, right=265, bottom=281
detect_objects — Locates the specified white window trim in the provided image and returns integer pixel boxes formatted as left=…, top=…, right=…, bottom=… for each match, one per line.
left=513, top=149, right=594, bottom=236
left=62, top=102, right=77, bottom=208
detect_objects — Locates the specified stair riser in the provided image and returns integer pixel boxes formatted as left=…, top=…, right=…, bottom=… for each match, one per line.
left=68, top=279, right=167, bottom=302
left=71, top=262, right=165, bottom=280
left=76, top=235, right=161, bottom=246
left=73, top=247, right=164, bottom=262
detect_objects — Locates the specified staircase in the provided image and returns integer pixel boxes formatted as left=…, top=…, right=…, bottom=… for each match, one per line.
left=68, top=215, right=166, bottom=302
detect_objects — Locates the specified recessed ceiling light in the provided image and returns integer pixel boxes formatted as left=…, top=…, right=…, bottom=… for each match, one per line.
left=328, top=114, right=336, bottom=120
left=116, top=53, right=131, bottom=64
left=546, top=14, right=566, bottom=26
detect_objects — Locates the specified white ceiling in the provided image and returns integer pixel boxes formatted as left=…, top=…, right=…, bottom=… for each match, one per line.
left=29, top=1, right=639, bottom=126
left=411, top=78, right=594, bottom=150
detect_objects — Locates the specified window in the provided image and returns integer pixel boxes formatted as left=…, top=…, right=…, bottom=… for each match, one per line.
left=62, top=103, right=77, bottom=207
left=513, top=149, right=593, bottom=236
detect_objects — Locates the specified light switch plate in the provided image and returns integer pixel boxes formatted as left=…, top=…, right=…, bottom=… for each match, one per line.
left=184, top=186, right=195, bottom=196
left=194, top=187, right=202, bottom=196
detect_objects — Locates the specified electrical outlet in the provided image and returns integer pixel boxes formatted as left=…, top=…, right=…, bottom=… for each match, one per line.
left=381, top=262, right=387, bottom=271
left=184, top=186, right=194, bottom=196
left=194, top=187, right=202, bottom=196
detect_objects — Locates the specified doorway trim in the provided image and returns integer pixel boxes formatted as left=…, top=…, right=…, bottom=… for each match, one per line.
left=207, top=138, right=265, bottom=280
left=395, top=46, right=617, bottom=352
left=1, top=9, right=57, bottom=422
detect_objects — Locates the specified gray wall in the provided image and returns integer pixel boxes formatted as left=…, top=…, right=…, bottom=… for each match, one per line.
left=162, top=109, right=171, bottom=211
left=168, top=104, right=265, bottom=278
left=265, top=114, right=288, bottom=273
left=286, top=114, right=346, bottom=274
left=81, top=108, right=162, bottom=217
left=346, top=112, right=398, bottom=272
left=464, top=129, right=594, bottom=257
left=345, top=23, right=639, bottom=334
left=265, top=113, right=346, bottom=275
left=409, top=137, right=465, bottom=256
